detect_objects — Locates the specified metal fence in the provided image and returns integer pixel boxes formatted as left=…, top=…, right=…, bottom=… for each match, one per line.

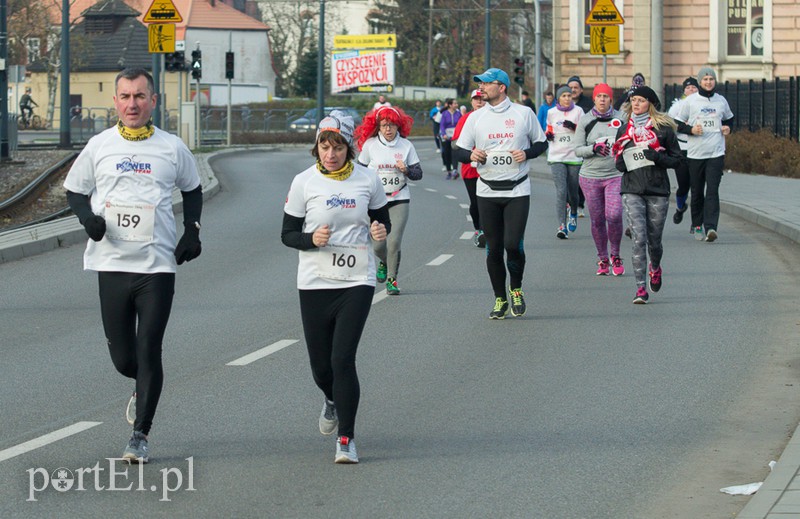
left=664, top=76, right=800, bottom=140
left=60, top=106, right=435, bottom=144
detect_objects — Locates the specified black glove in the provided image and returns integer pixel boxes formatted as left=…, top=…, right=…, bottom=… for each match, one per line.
left=592, top=142, right=610, bottom=156
left=545, top=131, right=555, bottom=142
left=83, top=215, right=106, bottom=242
left=562, top=120, right=577, bottom=131
left=175, top=224, right=202, bottom=265
left=643, top=148, right=661, bottom=163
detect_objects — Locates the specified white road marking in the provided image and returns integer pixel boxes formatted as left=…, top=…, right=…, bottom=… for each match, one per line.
left=445, top=195, right=457, bottom=200
left=460, top=231, right=473, bottom=240
left=227, top=339, right=298, bottom=366
left=372, top=291, right=389, bottom=304
left=425, top=188, right=438, bottom=192
left=466, top=215, right=473, bottom=222
left=427, top=254, right=454, bottom=266
left=0, top=421, right=103, bottom=463
left=459, top=203, right=469, bottom=209
left=407, top=182, right=417, bottom=187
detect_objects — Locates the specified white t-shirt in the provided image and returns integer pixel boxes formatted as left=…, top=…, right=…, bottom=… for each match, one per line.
left=63, top=126, right=201, bottom=274
left=358, top=135, right=420, bottom=202
left=373, top=101, right=392, bottom=110
left=284, top=163, right=387, bottom=290
left=675, top=92, right=734, bottom=159
left=455, top=97, right=545, bottom=198
left=668, top=98, right=689, bottom=151
left=545, top=105, right=584, bottom=164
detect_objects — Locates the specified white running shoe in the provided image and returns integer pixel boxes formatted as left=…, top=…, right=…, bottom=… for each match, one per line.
left=319, top=399, right=338, bottom=435
left=125, top=392, right=136, bottom=426
left=335, top=436, right=358, bottom=464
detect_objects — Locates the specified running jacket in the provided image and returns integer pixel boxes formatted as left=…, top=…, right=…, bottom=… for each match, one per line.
left=574, top=109, right=626, bottom=179
left=613, top=124, right=682, bottom=197
left=452, top=111, right=478, bottom=179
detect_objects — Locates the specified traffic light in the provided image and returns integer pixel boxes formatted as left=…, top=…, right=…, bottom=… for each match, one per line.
left=191, top=49, right=202, bottom=80
left=225, top=51, right=234, bottom=80
left=165, top=51, right=185, bottom=72
left=513, top=57, right=525, bottom=86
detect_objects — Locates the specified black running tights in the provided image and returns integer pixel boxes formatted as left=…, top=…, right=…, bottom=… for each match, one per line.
left=299, top=285, right=373, bottom=438
left=462, top=176, right=481, bottom=230
left=477, top=195, right=529, bottom=298
left=98, top=272, right=175, bottom=436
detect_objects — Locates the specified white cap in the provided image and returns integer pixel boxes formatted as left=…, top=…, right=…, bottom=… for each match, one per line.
left=316, top=110, right=355, bottom=146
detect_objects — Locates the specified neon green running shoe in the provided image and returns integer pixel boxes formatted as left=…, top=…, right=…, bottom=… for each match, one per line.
left=509, top=287, right=526, bottom=317
left=489, top=298, right=508, bottom=320
left=376, top=261, right=387, bottom=283
left=386, top=277, right=400, bottom=295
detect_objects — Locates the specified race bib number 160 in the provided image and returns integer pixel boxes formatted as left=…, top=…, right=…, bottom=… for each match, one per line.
left=316, top=243, right=369, bottom=281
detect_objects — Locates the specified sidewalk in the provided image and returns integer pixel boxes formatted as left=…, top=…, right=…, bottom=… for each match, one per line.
left=1, top=149, right=799, bottom=517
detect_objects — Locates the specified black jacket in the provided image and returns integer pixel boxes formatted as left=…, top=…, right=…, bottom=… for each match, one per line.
left=614, top=125, right=683, bottom=197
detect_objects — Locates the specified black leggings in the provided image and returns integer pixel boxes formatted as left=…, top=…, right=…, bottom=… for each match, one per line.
left=674, top=150, right=690, bottom=199
left=689, top=156, right=725, bottom=231
left=462, top=176, right=480, bottom=230
left=98, top=272, right=175, bottom=435
left=299, top=285, right=373, bottom=438
left=477, top=194, right=529, bottom=298
left=441, top=140, right=457, bottom=172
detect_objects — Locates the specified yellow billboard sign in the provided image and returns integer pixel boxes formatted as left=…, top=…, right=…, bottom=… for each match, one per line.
left=333, top=34, right=397, bottom=49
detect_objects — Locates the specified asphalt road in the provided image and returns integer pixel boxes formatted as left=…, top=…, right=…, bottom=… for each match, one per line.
left=1, top=143, right=798, bottom=518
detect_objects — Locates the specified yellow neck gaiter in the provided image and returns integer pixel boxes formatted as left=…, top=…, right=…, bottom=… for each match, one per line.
left=117, top=119, right=155, bottom=141
left=316, top=160, right=354, bottom=181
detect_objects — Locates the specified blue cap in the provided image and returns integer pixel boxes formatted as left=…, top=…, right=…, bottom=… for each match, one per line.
left=473, top=68, right=510, bottom=88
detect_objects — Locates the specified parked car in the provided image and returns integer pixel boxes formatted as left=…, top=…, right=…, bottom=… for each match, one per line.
left=288, top=107, right=362, bottom=132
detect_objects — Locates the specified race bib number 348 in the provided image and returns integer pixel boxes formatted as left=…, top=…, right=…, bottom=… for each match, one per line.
left=104, top=201, right=155, bottom=242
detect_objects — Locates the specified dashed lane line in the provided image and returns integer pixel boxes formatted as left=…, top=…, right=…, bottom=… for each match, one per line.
left=0, top=421, right=103, bottom=463
left=427, top=254, right=454, bottom=266
left=459, top=203, right=469, bottom=209
left=445, top=195, right=457, bottom=200
left=226, top=339, right=298, bottom=366
left=460, top=231, right=473, bottom=240
left=424, top=188, right=438, bottom=192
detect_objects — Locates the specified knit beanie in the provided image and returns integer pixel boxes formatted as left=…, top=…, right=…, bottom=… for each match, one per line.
left=316, top=110, right=355, bottom=146
left=567, top=76, right=583, bottom=88
left=592, top=83, right=613, bottom=100
left=682, top=77, right=699, bottom=89
left=632, top=73, right=645, bottom=87
left=697, top=66, right=717, bottom=82
left=629, top=86, right=660, bottom=108
left=556, top=85, right=572, bottom=100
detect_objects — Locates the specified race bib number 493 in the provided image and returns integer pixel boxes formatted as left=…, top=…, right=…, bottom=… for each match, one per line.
left=104, top=201, right=155, bottom=242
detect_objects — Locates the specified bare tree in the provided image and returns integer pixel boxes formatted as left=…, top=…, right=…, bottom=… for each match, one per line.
left=256, top=0, right=345, bottom=97
left=8, top=0, right=89, bottom=127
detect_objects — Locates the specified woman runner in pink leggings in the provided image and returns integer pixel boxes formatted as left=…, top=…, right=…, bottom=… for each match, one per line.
left=574, top=84, right=626, bottom=276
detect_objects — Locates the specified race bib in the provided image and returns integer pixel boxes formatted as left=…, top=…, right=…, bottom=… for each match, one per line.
left=697, top=115, right=721, bottom=133
left=104, top=201, right=155, bottom=242
left=378, top=169, right=406, bottom=194
left=482, top=150, right=517, bottom=179
left=622, top=146, right=655, bottom=171
left=445, top=128, right=455, bottom=138
left=551, top=132, right=573, bottom=153
left=315, top=243, right=369, bottom=281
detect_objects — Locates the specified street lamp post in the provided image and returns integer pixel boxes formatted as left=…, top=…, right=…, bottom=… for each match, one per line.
left=426, top=0, right=433, bottom=87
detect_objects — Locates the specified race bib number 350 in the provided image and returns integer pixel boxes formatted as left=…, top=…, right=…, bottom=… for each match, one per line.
left=482, top=150, right=516, bottom=179
left=316, top=243, right=369, bottom=281
left=104, top=201, right=155, bottom=242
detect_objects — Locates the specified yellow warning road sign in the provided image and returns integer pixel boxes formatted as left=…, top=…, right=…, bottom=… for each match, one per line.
left=586, top=0, right=624, bottom=25
left=333, top=34, right=397, bottom=49
left=589, top=25, right=619, bottom=55
left=148, top=24, right=176, bottom=53
left=143, top=0, right=183, bottom=23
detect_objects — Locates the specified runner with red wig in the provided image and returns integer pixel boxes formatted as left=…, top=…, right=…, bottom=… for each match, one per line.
left=355, top=106, right=423, bottom=295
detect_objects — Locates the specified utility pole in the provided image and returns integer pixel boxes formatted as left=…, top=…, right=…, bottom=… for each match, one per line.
left=426, top=0, right=433, bottom=87
left=484, top=0, right=490, bottom=70
left=1, top=0, right=9, bottom=159
left=316, top=0, right=325, bottom=128
left=227, top=32, right=231, bottom=147
left=59, top=0, right=71, bottom=149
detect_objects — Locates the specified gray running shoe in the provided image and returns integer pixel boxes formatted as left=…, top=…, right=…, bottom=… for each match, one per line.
left=705, top=229, right=718, bottom=242
left=125, top=392, right=136, bottom=426
left=122, top=431, right=149, bottom=464
left=335, top=436, right=359, bottom=464
left=319, top=399, right=338, bottom=436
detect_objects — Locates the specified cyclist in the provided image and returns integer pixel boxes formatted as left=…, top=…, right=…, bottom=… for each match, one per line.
left=19, top=87, right=38, bottom=126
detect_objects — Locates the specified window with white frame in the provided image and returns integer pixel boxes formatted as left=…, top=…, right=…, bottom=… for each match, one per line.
left=726, top=0, right=764, bottom=57
left=26, top=38, right=40, bottom=63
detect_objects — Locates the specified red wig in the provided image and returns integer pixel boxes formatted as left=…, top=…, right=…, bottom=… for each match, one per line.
left=355, top=106, right=414, bottom=150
